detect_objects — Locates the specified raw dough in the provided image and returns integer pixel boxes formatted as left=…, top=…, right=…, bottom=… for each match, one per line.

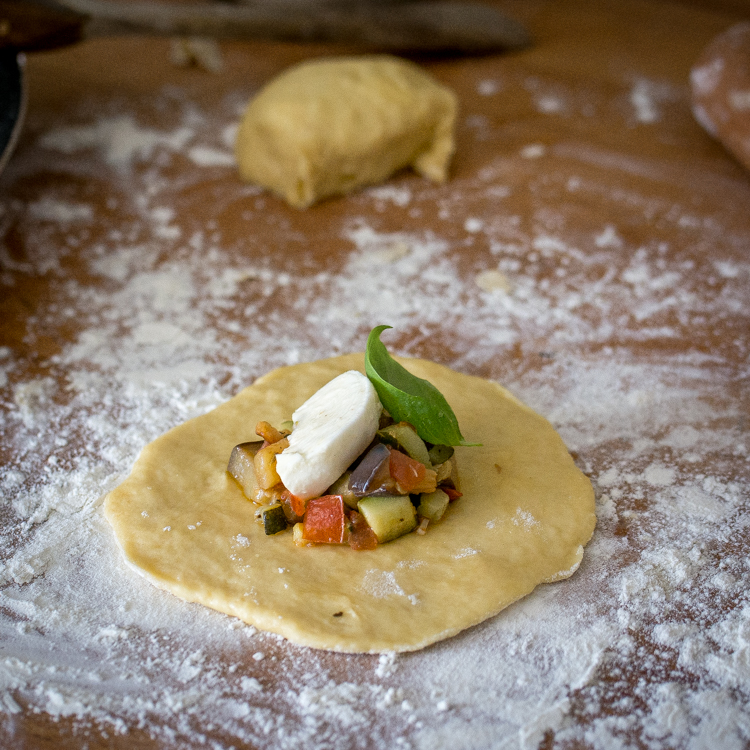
left=691, top=23, right=750, bottom=173
left=104, top=355, right=596, bottom=653
left=235, top=56, right=458, bottom=208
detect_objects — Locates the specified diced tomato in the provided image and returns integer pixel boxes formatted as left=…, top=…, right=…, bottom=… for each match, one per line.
left=280, top=490, right=307, bottom=523
left=443, top=487, right=463, bottom=502
left=347, top=511, right=378, bottom=551
left=389, top=448, right=426, bottom=494
left=302, top=495, right=347, bottom=544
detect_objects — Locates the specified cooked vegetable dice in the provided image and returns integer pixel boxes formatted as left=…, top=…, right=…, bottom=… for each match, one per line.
left=302, top=495, right=347, bottom=544
left=227, top=441, right=265, bottom=501
left=417, top=489, right=449, bottom=522
left=280, top=490, right=306, bottom=524
left=327, top=471, right=359, bottom=509
left=261, top=503, right=288, bottom=535
left=377, top=423, right=431, bottom=466
left=348, top=510, right=378, bottom=550
left=358, top=495, right=417, bottom=543
left=254, top=438, right=289, bottom=490
left=428, top=443, right=454, bottom=466
left=389, top=448, right=437, bottom=494
left=350, top=443, right=394, bottom=497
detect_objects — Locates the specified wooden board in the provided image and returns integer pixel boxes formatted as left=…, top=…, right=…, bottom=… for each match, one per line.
left=1, top=1, right=749, bottom=748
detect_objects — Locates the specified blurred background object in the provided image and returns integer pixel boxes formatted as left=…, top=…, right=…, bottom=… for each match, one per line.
left=691, top=22, right=750, bottom=174
left=0, top=0, right=529, bottom=171
left=0, top=0, right=530, bottom=54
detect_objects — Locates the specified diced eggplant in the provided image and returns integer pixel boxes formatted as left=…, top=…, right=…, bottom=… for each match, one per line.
left=349, top=443, right=395, bottom=497
left=417, top=489, right=449, bottom=522
left=227, top=441, right=265, bottom=501
left=428, top=444, right=454, bottom=466
left=377, top=423, right=431, bottom=466
left=358, top=495, right=417, bottom=543
left=326, top=471, right=359, bottom=509
left=260, top=503, right=288, bottom=535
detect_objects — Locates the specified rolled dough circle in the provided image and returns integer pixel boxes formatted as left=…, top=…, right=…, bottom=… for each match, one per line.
left=104, top=355, right=596, bottom=653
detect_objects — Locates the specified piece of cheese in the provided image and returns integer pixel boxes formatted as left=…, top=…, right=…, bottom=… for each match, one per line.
left=276, top=371, right=382, bottom=500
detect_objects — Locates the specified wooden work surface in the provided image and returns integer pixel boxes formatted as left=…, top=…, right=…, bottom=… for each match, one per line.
left=1, top=1, right=749, bottom=748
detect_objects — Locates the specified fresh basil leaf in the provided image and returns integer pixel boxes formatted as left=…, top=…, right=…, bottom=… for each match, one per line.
left=365, top=325, right=480, bottom=447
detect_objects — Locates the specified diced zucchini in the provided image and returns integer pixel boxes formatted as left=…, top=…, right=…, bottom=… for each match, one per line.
left=358, top=495, right=417, bottom=543
left=433, top=461, right=451, bottom=483
left=227, top=441, right=264, bottom=501
left=261, top=503, right=288, bottom=535
left=326, top=471, right=359, bottom=510
left=441, top=455, right=461, bottom=493
left=428, top=444, right=454, bottom=466
left=417, top=489, right=449, bottom=523
left=378, top=423, right=431, bottom=466
left=279, top=420, right=294, bottom=434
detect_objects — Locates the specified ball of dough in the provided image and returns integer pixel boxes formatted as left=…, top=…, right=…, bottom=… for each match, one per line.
left=691, top=23, right=750, bottom=173
left=235, top=55, right=458, bottom=208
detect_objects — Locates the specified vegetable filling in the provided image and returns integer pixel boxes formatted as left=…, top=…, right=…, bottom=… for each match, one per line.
left=227, top=327, right=477, bottom=548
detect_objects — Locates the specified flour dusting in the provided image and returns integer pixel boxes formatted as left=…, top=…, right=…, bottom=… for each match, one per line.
left=1, top=60, right=749, bottom=750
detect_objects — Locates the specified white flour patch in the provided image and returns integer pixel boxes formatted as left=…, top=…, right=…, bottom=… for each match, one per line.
left=631, top=79, right=660, bottom=123
left=360, top=570, right=405, bottom=599
left=520, top=143, right=546, bottom=158
left=729, top=90, right=750, bottom=110
left=477, top=79, right=501, bottom=96
left=27, top=198, right=94, bottom=223
left=628, top=77, right=679, bottom=125
left=366, top=185, right=412, bottom=207
left=691, top=58, right=724, bottom=97
left=40, top=115, right=193, bottom=169
left=594, top=225, right=623, bottom=248
left=453, top=548, right=479, bottom=559
left=536, top=95, right=564, bottom=114
left=187, top=145, right=235, bottom=167
left=512, top=508, right=540, bottom=529
left=475, top=268, right=512, bottom=293
left=643, top=463, right=676, bottom=486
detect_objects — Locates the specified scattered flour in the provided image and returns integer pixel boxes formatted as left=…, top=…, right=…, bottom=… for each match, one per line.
left=40, top=115, right=194, bottom=170
left=1, top=69, right=749, bottom=750
left=360, top=570, right=406, bottom=599
left=520, top=143, right=546, bottom=158
left=187, top=145, right=235, bottom=167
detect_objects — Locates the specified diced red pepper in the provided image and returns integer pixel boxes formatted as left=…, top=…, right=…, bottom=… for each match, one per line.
left=302, top=495, right=347, bottom=544
left=347, top=511, right=378, bottom=551
left=389, top=448, right=426, bottom=494
left=443, top=487, right=463, bottom=502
